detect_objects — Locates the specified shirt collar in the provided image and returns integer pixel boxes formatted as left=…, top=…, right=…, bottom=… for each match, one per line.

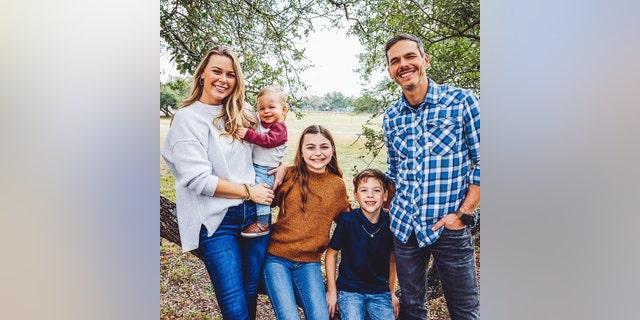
left=399, top=78, right=438, bottom=111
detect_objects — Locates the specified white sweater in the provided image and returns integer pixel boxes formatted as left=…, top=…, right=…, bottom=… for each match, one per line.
left=162, top=101, right=256, bottom=252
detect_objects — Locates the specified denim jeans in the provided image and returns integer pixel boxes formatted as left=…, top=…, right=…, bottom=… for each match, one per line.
left=254, top=164, right=275, bottom=219
left=337, top=290, right=395, bottom=320
left=394, top=226, right=479, bottom=320
left=198, top=201, right=269, bottom=320
left=263, top=254, right=329, bottom=320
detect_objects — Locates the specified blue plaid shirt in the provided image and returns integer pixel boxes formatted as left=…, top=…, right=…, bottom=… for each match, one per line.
left=384, top=79, right=480, bottom=247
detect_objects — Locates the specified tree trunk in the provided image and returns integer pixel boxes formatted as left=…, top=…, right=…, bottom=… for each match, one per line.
left=160, top=105, right=174, bottom=118
left=160, top=195, right=203, bottom=261
left=159, top=195, right=480, bottom=300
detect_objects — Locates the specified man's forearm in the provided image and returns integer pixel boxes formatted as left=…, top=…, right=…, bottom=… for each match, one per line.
left=459, top=184, right=480, bottom=213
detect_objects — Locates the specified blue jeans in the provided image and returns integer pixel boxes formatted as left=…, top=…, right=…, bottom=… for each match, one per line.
left=254, top=164, right=275, bottom=219
left=338, top=290, right=395, bottom=320
left=394, top=227, right=479, bottom=320
left=263, top=254, right=329, bottom=320
left=198, top=201, right=269, bottom=320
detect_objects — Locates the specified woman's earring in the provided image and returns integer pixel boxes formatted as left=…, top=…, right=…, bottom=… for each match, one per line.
left=199, top=78, right=204, bottom=86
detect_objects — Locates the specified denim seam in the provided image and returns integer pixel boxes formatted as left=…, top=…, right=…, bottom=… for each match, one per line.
left=291, top=269, right=309, bottom=317
left=241, top=201, right=248, bottom=228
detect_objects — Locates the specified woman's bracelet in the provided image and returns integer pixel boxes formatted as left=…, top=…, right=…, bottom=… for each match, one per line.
left=242, top=184, right=251, bottom=201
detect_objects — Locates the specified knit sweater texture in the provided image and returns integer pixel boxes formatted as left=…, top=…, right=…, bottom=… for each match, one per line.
left=267, top=167, right=351, bottom=262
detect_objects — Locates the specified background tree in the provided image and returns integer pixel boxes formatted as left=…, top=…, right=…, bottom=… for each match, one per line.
left=160, top=76, right=190, bottom=117
left=326, top=0, right=480, bottom=158
left=161, top=0, right=478, bottom=115
left=328, top=0, right=479, bottom=94
left=302, top=94, right=328, bottom=111
left=161, top=0, right=478, bottom=105
left=352, top=93, right=379, bottom=114
left=323, top=91, right=354, bottom=111
left=160, top=83, right=177, bottom=117
left=160, top=0, right=340, bottom=113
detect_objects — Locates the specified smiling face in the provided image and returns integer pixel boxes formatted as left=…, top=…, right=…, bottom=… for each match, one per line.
left=354, top=177, right=388, bottom=216
left=386, top=39, right=430, bottom=91
left=300, top=133, right=333, bottom=173
left=257, top=91, right=287, bottom=124
left=198, top=54, right=236, bottom=105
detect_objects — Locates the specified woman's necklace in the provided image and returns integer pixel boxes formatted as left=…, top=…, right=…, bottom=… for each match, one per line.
left=361, top=224, right=382, bottom=238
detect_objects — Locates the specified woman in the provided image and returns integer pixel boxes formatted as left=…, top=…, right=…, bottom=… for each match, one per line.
left=162, top=45, right=276, bottom=319
left=263, top=125, right=352, bottom=319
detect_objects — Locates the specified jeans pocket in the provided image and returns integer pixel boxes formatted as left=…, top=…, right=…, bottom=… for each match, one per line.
left=443, top=224, right=466, bottom=232
left=441, top=225, right=470, bottom=240
left=439, top=226, right=473, bottom=249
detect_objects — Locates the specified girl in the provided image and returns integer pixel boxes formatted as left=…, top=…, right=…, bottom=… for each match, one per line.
left=263, top=125, right=351, bottom=320
left=162, top=45, right=280, bottom=320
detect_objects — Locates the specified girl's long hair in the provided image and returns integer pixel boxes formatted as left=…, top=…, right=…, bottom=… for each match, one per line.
left=282, top=125, right=342, bottom=212
left=170, top=45, right=256, bottom=138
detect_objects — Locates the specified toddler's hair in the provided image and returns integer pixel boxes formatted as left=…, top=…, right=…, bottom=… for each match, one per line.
left=257, top=86, right=288, bottom=120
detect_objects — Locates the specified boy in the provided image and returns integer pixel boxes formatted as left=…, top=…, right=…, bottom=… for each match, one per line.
left=237, top=86, right=288, bottom=237
left=325, top=168, right=400, bottom=319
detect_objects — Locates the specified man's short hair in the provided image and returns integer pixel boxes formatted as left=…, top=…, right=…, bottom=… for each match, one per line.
left=384, top=33, right=425, bottom=64
left=353, top=168, right=389, bottom=192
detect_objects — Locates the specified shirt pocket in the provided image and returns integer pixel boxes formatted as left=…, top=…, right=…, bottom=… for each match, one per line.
left=426, top=117, right=461, bottom=156
left=388, top=127, right=415, bottom=163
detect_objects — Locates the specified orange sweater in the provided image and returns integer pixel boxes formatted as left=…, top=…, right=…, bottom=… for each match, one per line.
left=267, top=167, right=351, bottom=262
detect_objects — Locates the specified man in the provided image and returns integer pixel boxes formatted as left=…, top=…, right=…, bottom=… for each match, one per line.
left=383, top=33, right=480, bottom=319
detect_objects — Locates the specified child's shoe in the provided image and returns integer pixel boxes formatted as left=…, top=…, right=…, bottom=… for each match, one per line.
left=240, top=221, right=269, bottom=238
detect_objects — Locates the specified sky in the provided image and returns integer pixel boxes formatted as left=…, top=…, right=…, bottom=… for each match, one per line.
left=297, top=28, right=366, bottom=97
left=160, top=27, right=374, bottom=97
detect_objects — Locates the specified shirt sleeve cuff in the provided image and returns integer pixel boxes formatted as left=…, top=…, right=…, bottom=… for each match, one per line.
left=470, top=169, right=480, bottom=186
left=202, top=176, right=219, bottom=197
left=243, top=129, right=258, bottom=143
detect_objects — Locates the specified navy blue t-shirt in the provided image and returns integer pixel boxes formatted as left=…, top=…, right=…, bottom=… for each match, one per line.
left=329, top=208, right=394, bottom=294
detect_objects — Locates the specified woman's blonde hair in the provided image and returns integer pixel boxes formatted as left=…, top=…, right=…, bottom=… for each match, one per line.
left=171, top=45, right=257, bottom=138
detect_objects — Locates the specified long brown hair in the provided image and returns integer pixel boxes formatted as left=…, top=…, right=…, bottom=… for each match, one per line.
left=170, top=45, right=257, bottom=138
left=283, top=125, right=342, bottom=212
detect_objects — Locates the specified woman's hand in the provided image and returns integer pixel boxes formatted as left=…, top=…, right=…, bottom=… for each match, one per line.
left=248, top=183, right=274, bottom=205
left=267, top=162, right=287, bottom=190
